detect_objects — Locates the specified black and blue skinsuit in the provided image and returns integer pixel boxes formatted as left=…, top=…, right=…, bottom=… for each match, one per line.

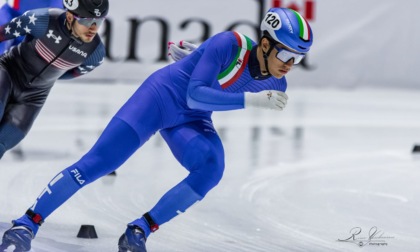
left=0, top=8, right=105, bottom=158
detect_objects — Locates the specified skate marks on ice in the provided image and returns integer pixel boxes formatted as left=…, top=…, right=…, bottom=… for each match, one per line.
left=240, top=151, right=420, bottom=251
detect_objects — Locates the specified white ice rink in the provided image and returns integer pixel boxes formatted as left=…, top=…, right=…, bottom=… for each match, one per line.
left=1, top=82, right=420, bottom=252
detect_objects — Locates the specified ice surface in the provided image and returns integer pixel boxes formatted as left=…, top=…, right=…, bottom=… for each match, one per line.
left=1, top=83, right=420, bottom=251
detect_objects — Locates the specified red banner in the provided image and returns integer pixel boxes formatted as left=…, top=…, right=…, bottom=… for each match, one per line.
left=272, top=0, right=315, bottom=21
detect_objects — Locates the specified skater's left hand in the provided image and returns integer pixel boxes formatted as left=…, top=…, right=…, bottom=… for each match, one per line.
left=168, top=41, right=198, bottom=61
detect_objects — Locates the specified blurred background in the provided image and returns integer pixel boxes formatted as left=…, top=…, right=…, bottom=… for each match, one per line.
left=80, top=0, right=418, bottom=88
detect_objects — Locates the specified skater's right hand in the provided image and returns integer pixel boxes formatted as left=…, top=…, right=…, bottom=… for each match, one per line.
left=168, top=41, right=198, bottom=61
left=244, top=90, right=288, bottom=111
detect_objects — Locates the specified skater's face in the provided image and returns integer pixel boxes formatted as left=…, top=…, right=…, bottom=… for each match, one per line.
left=66, top=12, right=101, bottom=43
left=259, top=38, right=296, bottom=79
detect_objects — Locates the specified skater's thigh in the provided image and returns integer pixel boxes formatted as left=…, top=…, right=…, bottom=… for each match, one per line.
left=160, top=120, right=225, bottom=169
left=0, top=68, right=12, bottom=118
left=115, top=83, right=164, bottom=144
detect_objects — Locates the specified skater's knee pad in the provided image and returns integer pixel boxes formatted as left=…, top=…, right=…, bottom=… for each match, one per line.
left=0, top=123, right=25, bottom=158
left=182, top=137, right=225, bottom=196
left=0, top=102, right=4, bottom=119
left=185, top=161, right=224, bottom=197
left=0, top=143, right=6, bottom=159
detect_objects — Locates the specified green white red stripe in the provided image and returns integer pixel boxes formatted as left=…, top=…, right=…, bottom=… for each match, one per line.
left=291, top=10, right=311, bottom=41
left=217, top=32, right=252, bottom=89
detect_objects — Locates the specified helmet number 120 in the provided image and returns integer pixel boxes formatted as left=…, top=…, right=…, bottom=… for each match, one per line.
left=264, top=14, right=280, bottom=29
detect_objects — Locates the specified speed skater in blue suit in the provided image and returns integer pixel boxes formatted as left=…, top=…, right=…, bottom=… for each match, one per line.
left=0, top=7, right=313, bottom=252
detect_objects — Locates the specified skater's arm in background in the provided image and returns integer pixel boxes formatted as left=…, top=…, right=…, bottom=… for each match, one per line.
left=59, top=43, right=105, bottom=79
left=0, top=8, right=50, bottom=42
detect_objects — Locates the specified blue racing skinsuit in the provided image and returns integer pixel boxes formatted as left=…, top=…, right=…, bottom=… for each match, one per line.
left=0, top=0, right=63, bottom=54
left=14, top=31, right=287, bottom=238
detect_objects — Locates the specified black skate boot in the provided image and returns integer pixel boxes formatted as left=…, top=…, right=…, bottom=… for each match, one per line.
left=118, top=225, right=147, bottom=252
left=0, top=226, right=34, bottom=252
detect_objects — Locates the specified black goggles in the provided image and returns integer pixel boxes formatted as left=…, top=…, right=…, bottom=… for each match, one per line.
left=73, top=14, right=105, bottom=27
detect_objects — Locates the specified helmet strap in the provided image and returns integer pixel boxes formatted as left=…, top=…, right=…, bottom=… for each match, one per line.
left=262, top=45, right=274, bottom=76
